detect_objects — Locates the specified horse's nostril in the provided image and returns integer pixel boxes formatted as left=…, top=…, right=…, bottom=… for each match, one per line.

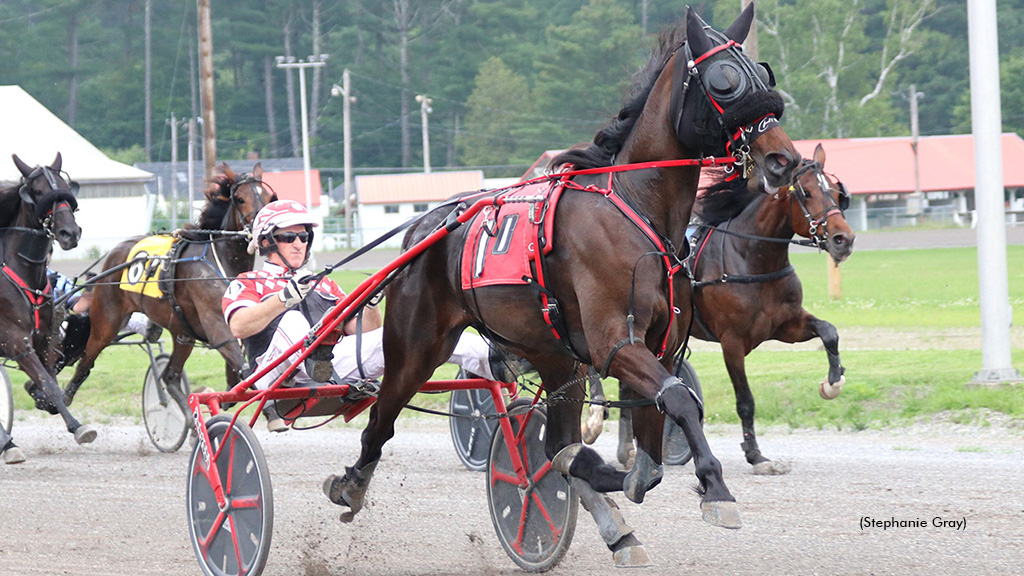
left=833, top=235, right=846, bottom=246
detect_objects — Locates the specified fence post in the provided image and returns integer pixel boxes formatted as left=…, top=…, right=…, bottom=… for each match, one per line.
left=827, top=258, right=842, bottom=300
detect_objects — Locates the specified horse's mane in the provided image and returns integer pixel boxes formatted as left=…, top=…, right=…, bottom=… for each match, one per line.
left=550, top=26, right=686, bottom=170
left=0, top=184, right=23, bottom=229
left=181, top=174, right=232, bottom=233
left=696, top=173, right=761, bottom=226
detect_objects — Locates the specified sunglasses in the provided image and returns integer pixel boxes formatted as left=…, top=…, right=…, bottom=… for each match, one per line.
left=274, top=231, right=310, bottom=244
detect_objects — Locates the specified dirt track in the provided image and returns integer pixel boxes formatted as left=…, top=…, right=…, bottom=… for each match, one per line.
left=1, top=413, right=1021, bottom=576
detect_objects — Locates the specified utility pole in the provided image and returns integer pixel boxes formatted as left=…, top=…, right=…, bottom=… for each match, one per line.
left=967, top=0, right=1021, bottom=384
left=197, top=0, right=217, bottom=182
left=277, top=55, right=328, bottom=213
left=144, top=0, right=152, bottom=162
left=168, top=113, right=179, bottom=229
left=332, top=69, right=356, bottom=248
left=415, top=94, right=432, bottom=173
left=910, top=84, right=922, bottom=197
left=188, top=117, right=196, bottom=220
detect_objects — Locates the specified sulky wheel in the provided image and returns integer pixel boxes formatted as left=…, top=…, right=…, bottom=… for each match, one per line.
left=142, top=353, right=191, bottom=453
left=487, top=400, right=577, bottom=572
left=0, top=366, right=12, bottom=435
left=663, top=357, right=704, bottom=466
left=187, top=414, right=273, bottom=576
left=449, top=369, right=498, bottom=471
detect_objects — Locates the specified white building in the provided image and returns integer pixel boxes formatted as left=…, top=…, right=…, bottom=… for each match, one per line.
left=0, top=86, right=154, bottom=260
left=355, top=171, right=485, bottom=248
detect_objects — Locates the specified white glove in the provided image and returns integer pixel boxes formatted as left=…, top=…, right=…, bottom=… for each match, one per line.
left=279, top=269, right=315, bottom=308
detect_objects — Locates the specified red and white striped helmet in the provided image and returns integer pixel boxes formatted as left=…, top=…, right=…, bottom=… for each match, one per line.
left=247, top=200, right=318, bottom=254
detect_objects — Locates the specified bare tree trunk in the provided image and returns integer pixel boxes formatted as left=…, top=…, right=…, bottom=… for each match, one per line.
left=395, top=0, right=413, bottom=168
left=264, top=56, right=279, bottom=157
left=67, top=12, right=79, bottom=127
left=144, top=0, right=152, bottom=161
left=310, top=0, right=322, bottom=141
left=640, top=0, right=648, bottom=36
left=284, top=11, right=300, bottom=157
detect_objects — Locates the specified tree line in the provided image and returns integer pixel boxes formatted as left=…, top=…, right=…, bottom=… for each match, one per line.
left=2, top=0, right=1021, bottom=179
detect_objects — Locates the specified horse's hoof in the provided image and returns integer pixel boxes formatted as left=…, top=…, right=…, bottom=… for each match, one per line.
left=613, top=544, right=653, bottom=567
left=581, top=405, right=605, bottom=445
left=700, top=500, right=742, bottom=529
left=3, top=446, right=26, bottom=464
left=323, top=461, right=378, bottom=523
left=74, top=425, right=97, bottom=445
left=752, top=460, right=792, bottom=475
left=819, top=374, right=845, bottom=400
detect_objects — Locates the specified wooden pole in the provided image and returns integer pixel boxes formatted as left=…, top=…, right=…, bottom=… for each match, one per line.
left=827, top=258, right=842, bottom=300
left=197, top=0, right=217, bottom=182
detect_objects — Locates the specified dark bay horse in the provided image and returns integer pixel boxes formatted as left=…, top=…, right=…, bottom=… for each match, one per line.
left=62, top=163, right=274, bottom=416
left=323, top=6, right=800, bottom=565
left=0, top=153, right=87, bottom=464
left=688, top=143, right=854, bottom=473
left=592, top=144, right=856, bottom=475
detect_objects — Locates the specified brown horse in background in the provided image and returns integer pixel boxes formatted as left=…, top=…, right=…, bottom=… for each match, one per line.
left=323, top=6, right=800, bottom=566
left=62, top=163, right=275, bottom=417
left=688, top=143, right=854, bottom=473
left=0, top=153, right=86, bottom=464
left=591, top=145, right=856, bottom=474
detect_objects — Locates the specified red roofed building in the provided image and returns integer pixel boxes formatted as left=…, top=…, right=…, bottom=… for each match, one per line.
left=260, top=169, right=324, bottom=207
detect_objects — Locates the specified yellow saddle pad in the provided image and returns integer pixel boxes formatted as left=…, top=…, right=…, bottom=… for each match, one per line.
left=120, top=235, right=176, bottom=298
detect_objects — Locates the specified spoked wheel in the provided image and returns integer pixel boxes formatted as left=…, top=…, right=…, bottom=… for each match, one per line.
left=487, top=400, right=577, bottom=572
left=449, top=369, right=497, bottom=471
left=663, top=357, right=704, bottom=466
left=142, top=354, right=191, bottom=452
left=0, top=366, right=12, bottom=435
left=187, top=414, right=273, bottom=576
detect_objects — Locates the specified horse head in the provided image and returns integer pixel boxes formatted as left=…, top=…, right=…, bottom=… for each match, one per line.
left=202, top=162, right=277, bottom=232
left=11, top=153, right=82, bottom=251
left=789, top=144, right=855, bottom=262
left=675, top=4, right=799, bottom=190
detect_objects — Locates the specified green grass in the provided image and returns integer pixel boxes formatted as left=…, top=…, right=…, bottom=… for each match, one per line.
left=790, top=245, right=1024, bottom=327
left=10, top=247, right=1024, bottom=431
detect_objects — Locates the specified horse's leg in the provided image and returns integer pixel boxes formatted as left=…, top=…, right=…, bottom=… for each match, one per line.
left=580, top=366, right=606, bottom=444
left=775, top=311, right=845, bottom=400
left=17, top=342, right=95, bottom=444
left=159, top=339, right=195, bottom=414
left=614, top=381, right=636, bottom=468
left=64, top=297, right=126, bottom=406
left=1, top=424, right=25, bottom=464
left=612, top=343, right=739, bottom=528
left=545, top=365, right=651, bottom=567
left=720, top=337, right=789, bottom=475
left=322, top=318, right=457, bottom=522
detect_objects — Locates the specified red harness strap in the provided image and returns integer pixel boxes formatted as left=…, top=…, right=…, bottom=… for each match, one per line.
left=1, top=264, right=51, bottom=330
left=549, top=175, right=681, bottom=360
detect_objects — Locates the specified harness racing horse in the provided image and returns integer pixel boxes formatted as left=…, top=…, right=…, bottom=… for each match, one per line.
left=323, top=6, right=800, bottom=565
left=593, top=144, right=855, bottom=475
left=62, top=163, right=275, bottom=418
left=0, top=153, right=86, bottom=464
left=690, top=143, right=854, bottom=472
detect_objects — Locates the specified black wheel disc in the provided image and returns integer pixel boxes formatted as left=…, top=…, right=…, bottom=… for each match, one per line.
left=0, top=366, right=12, bottom=435
left=487, top=401, right=577, bottom=572
left=663, top=357, right=704, bottom=466
left=187, top=414, right=273, bottom=576
left=449, top=373, right=498, bottom=471
left=142, top=354, right=191, bottom=453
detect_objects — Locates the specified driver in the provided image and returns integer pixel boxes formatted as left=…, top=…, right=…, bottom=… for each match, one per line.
left=222, top=200, right=519, bottom=432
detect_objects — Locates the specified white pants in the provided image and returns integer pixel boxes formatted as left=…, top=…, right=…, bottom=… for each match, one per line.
left=252, top=310, right=495, bottom=389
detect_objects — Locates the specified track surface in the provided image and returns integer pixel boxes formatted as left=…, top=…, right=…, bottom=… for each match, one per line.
left=0, top=415, right=1020, bottom=576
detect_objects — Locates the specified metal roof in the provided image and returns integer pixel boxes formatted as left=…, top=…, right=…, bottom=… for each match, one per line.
left=355, top=170, right=485, bottom=204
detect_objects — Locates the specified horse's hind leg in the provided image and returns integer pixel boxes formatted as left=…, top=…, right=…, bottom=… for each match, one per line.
left=721, top=338, right=788, bottom=475
left=64, top=298, right=126, bottom=406
left=580, top=366, right=606, bottom=444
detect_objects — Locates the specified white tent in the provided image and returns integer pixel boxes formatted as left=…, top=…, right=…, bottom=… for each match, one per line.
left=0, top=85, right=154, bottom=259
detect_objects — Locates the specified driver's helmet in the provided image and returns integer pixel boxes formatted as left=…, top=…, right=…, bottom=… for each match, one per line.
left=248, top=200, right=318, bottom=262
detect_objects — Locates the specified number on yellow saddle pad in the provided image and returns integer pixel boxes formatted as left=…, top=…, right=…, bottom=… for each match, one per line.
left=120, top=235, right=176, bottom=298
